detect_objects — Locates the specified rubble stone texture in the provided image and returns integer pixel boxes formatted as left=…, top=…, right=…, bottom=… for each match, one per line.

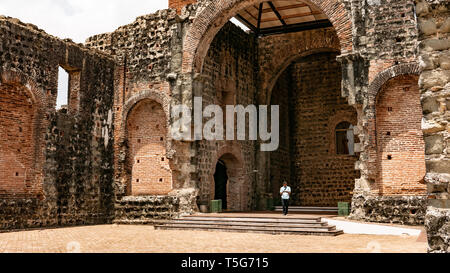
left=0, top=0, right=448, bottom=252
left=0, top=16, right=116, bottom=229
left=415, top=0, right=450, bottom=253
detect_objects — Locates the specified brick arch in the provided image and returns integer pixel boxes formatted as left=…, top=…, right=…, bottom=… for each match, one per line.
left=0, top=70, right=46, bottom=109
left=183, top=0, right=353, bottom=74
left=122, top=90, right=175, bottom=158
left=125, top=98, right=174, bottom=196
left=368, top=63, right=421, bottom=110
left=211, top=145, right=248, bottom=211
left=374, top=74, right=426, bottom=196
left=365, top=63, right=422, bottom=181
left=0, top=70, right=47, bottom=197
left=266, top=47, right=340, bottom=105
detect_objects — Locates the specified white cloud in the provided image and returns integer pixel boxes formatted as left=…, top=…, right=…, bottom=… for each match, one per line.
left=0, top=0, right=168, bottom=43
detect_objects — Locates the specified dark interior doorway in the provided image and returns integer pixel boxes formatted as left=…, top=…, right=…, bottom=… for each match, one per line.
left=214, top=160, right=228, bottom=210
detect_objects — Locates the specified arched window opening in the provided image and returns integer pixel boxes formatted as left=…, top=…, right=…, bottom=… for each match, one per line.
left=336, top=122, right=355, bottom=155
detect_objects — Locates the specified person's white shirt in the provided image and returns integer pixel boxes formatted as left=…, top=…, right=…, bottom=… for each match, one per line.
left=280, top=186, right=291, bottom=200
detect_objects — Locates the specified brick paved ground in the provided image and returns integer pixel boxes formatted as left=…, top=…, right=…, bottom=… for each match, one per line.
left=0, top=225, right=427, bottom=253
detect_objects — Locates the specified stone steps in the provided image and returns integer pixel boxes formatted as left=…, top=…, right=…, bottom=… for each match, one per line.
left=154, top=215, right=343, bottom=236
left=274, top=206, right=339, bottom=214
left=182, top=216, right=323, bottom=223
left=170, top=220, right=328, bottom=228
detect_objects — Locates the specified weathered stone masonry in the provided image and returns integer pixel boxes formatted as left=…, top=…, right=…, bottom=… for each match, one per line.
left=415, top=0, right=450, bottom=253
left=341, top=0, right=429, bottom=225
left=194, top=22, right=257, bottom=211
left=0, top=16, right=116, bottom=230
left=0, top=0, right=448, bottom=253
left=270, top=52, right=360, bottom=207
left=85, top=9, right=199, bottom=221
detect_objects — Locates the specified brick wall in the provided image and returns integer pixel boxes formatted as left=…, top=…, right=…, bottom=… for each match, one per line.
left=85, top=9, right=177, bottom=95
left=127, top=100, right=172, bottom=195
left=0, top=17, right=116, bottom=230
left=269, top=70, right=292, bottom=202
left=375, top=75, right=427, bottom=195
left=355, top=0, right=418, bottom=82
left=288, top=52, right=359, bottom=207
left=0, top=83, right=38, bottom=197
left=86, top=9, right=187, bottom=198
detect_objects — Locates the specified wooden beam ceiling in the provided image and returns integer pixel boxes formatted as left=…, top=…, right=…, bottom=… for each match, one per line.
left=234, top=0, right=330, bottom=36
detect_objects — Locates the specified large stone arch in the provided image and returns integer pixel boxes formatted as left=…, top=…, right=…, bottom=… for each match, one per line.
left=183, top=0, right=353, bottom=74
left=0, top=69, right=47, bottom=197
left=265, top=47, right=341, bottom=105
left=268, top=51, right=359, bottom=206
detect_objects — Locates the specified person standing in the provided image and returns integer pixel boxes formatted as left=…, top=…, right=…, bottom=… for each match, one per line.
left=280, top=181, right=291, bottom=216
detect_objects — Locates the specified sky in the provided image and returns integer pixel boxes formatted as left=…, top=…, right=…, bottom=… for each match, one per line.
left=0, top=0, right=168, bottom=108
left=0, top=0, right=247, bottom=109
left=0, top=0, right=168, bottom=43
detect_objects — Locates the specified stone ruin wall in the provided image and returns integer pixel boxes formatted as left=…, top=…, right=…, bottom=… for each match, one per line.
left=0, top=16, right=116, bottom=230
left=344, top=0, right=430, bottom=225
left=86, top=9, right=200, bottom=219
left=194, top=22, right=258, bottom=211
left=0, top=0, right=447, bottom=253
left=174, top=0, right=432, bottom=222
left=415, top=0, right=450, bottom=253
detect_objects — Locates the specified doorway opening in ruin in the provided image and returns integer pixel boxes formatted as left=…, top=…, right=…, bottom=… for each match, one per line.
left=212, top=153, right=246, bottom=212
left=269, top=51, right=360, bottom=207
left=0, top=74, right=43, bottom=198
left=375, top=74, right=427, bottom=196
left=191, top=0, right=355, bottom=211
left=126, top=99, right=173, bottom=196
left=214, top=160, right=229, bottom=210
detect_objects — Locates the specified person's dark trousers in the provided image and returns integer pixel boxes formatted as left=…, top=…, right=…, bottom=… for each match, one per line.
left=282, top=199, right=289, bottom=215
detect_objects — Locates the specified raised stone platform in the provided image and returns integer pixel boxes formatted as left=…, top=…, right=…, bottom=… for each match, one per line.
left=154, top=214, right=344, bottom=236
left=274, top=206, right=339, bottom=215
left=113, top=196, right=180, bottom=225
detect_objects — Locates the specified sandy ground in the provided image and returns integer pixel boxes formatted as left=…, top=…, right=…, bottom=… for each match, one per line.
left=0, top=225, right=427, bottom=253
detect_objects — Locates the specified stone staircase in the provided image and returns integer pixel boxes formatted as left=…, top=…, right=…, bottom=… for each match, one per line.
left=274, top=206, right=339, bottom=215
left=154, top=215, right=343, bottom=236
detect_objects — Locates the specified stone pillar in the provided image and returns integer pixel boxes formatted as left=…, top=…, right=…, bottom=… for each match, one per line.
left=337, top=52, right=371, bottom=194
left=415, top=0, right=450, bottom=253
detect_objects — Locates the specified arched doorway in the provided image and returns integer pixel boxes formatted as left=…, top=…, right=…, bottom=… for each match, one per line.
left=126, top=99, right=173, bottom=196
left=214, top=160, right=229, bottom=210
left=0, top=81, right=39, bottom=197
left=375, top=74, right=426, bottom=195
left=190, top=0, right=356, bottom=211
left=213, top=153, right=246, bottom=212
left=269, top=51, right=360, bottom=207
